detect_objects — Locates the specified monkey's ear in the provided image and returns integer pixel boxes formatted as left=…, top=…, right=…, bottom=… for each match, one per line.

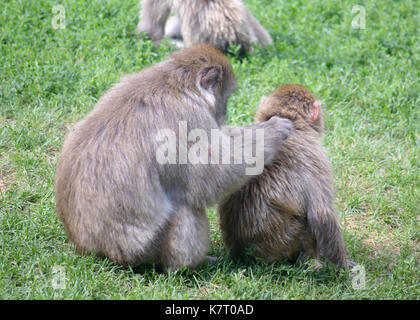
left=310, top=100, right=321, bottom=123
left=200, top=67, right=220, bottom=90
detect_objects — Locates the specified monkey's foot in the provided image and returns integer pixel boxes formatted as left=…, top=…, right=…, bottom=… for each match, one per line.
left=205, top=255, right=220, bottom=264
left=169, top=39, right=184, bottom=49
left=347, top=260, right=357, bottom=269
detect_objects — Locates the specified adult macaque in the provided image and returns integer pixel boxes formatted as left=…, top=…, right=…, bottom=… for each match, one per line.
left=137, top=0, right=272, bottom=54
left=219, top=84, right=354, bottom=269
left=55, top=45, right=292, bottom=271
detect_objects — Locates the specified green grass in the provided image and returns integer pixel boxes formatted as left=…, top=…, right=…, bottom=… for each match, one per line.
left=0, top=0, right=419, bottom=299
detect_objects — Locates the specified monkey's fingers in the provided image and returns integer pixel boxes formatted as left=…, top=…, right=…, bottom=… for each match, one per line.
left=266, top=116, right=293, bottom=141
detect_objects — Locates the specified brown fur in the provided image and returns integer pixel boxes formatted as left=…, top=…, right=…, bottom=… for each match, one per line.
left=219, top=84, right=352, bottom=269
left=137, top=0, right=272, bottom=54
left=55, top=45, right=291, bottom=271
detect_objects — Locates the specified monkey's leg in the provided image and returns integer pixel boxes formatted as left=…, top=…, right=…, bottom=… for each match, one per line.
left=245, top=10, right=272, bottom=47
left=295, top=252, right=324, bottom=270
left=160, top=206, right=210, bottom=271
left=137, top=0, right=171, bottom=43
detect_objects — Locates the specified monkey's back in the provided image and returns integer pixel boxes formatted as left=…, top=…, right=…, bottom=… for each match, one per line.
left=175, top=0, right=257, bottom=53
left=219, top=130, right=333, bottom=263
left=54, top=73, right=178, bottom=265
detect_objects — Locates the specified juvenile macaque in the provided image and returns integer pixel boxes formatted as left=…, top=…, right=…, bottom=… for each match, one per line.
left=219, top=84, right=354, bottom=269
left=55, top=45, right=292, bottom=271
left=137, top=0, right=273, bottom=54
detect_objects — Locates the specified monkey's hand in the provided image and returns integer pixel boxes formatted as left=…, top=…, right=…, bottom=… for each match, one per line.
left=260, top=116, right=292, bottom=164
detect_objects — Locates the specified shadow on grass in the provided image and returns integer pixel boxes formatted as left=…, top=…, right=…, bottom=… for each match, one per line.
left=62, top=227, right=401, bottom=291
left=126, top=251, right=350, bottom=288
left=71, top=226, right=406, bottom=290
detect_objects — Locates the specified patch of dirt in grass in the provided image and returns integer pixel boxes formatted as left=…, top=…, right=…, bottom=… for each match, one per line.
left=0, top=179, right=7, bottom=192
left=345, top=214, right=418, bottom=263
left=0, top=163, right=16, bottom=194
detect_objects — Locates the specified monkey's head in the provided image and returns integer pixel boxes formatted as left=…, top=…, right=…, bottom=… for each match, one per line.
left=255, top=84, right=324, bottom=134
left=169, top=44, right=237, bottom=125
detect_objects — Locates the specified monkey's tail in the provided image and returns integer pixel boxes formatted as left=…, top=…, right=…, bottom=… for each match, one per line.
left=307, top=200, right=349, bottom=269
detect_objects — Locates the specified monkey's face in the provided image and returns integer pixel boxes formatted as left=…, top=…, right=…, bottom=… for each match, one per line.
left=170, top=44, right=237, bottom=125
left=197, top=62, right=237, bottom=126
left=194, top=64, right=237, bottom=125
left=216, top=74, right=237, bottom=125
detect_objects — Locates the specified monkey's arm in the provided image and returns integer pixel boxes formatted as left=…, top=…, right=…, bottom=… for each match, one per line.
left=221, top=120, right=278, bottom=136
left=306, top=186, right=349, bottom=268
left=222, top=117, right=291, bottom=165
left=185, top=118, right=291, bottom=207
left=137, top=0, right=171, bottom=43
